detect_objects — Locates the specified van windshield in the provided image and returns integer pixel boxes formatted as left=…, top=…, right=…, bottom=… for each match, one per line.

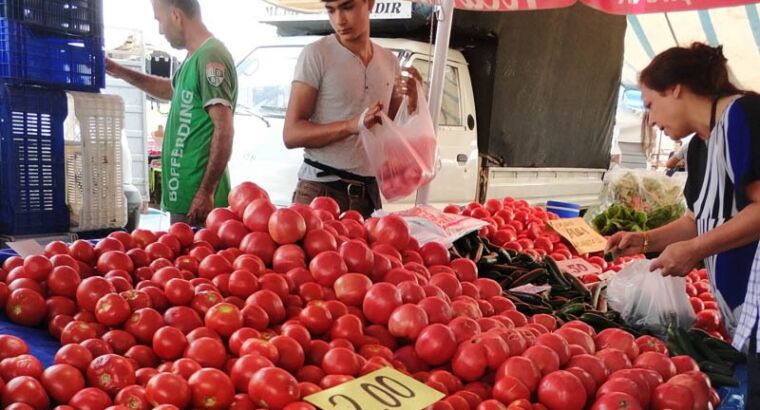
left=236, top=46, right=302, bottom=118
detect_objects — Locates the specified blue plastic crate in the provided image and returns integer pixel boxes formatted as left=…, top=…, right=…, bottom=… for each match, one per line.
left=0, top=83, right=70, bottom=235
left=0, top=0, right=102, bottom=37
left=0, top=18, right=104, bottom=91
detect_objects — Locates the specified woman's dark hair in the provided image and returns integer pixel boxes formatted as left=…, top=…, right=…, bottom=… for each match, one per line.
left=639, top=43, right=743, bottom=156
left=639, top=42, right=741, bottom=97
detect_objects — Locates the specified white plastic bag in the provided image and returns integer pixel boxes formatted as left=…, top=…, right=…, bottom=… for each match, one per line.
left=607, top=259, right=695, bottom=336
left=360, top=83, right=437, bottom=202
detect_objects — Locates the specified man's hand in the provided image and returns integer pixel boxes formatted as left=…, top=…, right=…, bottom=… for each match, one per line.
left=187, top=190, right=214, bottom=226
left=349, top=102, right=383, bottom=134
left=395, top=67, right=423, bottom=114
left=650, top=239, right=702, bottom=277
left=105, top=57, right=122, bottom=78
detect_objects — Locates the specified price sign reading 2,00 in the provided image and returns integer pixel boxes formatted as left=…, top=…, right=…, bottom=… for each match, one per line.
left=305, top=367, right=445, bottom=410
left=329, top=376, right=415, bottom=409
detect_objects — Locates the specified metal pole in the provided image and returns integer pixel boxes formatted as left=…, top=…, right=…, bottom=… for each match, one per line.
left=415, top=0, right=454, bottom=206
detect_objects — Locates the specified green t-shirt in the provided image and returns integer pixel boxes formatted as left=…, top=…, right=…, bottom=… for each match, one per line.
left=162, top=37, right=238, bottom=214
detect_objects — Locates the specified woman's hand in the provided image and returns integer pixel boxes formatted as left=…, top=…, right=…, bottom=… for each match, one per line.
left=650, top=240, right=702, bottom=277
left=605, top=231, right=646, bottom=257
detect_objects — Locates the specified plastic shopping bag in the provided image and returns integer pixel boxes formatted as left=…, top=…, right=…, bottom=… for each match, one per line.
left=360, top=83, right=438, bottom=202
left=586, top=168, right=687, bottom=235
left=607, top=259, right=695, bottom=336
left=373, top=206, right=489, bottom=247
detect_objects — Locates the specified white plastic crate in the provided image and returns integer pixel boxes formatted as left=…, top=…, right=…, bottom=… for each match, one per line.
left=64, top=92, right=127, bottom=232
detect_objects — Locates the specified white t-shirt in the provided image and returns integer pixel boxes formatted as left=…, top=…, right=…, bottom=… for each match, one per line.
left=292, top=35, right=401, bottom=180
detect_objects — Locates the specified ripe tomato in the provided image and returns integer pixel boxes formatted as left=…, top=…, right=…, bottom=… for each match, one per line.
left=595, top=348, right=632, bottom=374
left=596, top=329, right=639, bottom=361
left=414, top=323, right=457, bottom=366
left=247, top=289, right=286, bottom=325
left=269, top=209, right=307, bottom=245
left=492, top=375, right=531, bottom=404
left=77, top=276, right=117, bottom=312
left=0, top=335, right=28, bottom=361
left=22, top=255, right=53, bottom=281
left=185, top=337, right=227, bottom=369
left=566, top=354, right=609, bottom=388
left=1, top=354, right=43, bottom=381
left=535, top=333, right=571, bottom=366
left=590, top=392, right=643, bottom=410
left=270, top=335, right=306, bottom=373
left=595, top=378, right=642, bottom=404
left=652, top=382, right=695, bottom=410
left=362, top=282, right=403, bottom=325
left=537, top=370, right=587, bottom=410
left=114, top=385, right=150, bottom=410
left=125, top=308, right=165, bottom=344
left=633, top=352, right=676, bottom=381
left=695, top=309, right=721, bottom=331
left=555, top=327, right=595, bottom=354
left=40, top=364, right=85, bottom=404
left=239, top=232, right=277, bottom=266
left=204, top=302, right=242, bottom=338
left=248, top=367, right=300, bottom=410
left=374, top=215, right=410, bottom=250
left=68, top=387, right=113, bottom=409
left=388, top=304, right=429, bottom=340
left=86, top=354, right=136, bottom=395
left=671, top=355, right=700, bottom=374
left=187, top=368, right=235, bottom=410
left=419, top=242, right=450, bottom=267
left=6, top=288, right=46, bottom=326
left=230, top=354, right=274, bottom=392
left=163, top=306, right=203, bottom=334
left=153, top=326, right=188, bottom=360
left=95, top=293, right=131, bottom=326
left=145, top=372, right=192, bottom=408
left=1, top=376, right=50, bottom=410
left=635, top=335, right=668, bottom=355
left=321, top=347, right=360, bottom=376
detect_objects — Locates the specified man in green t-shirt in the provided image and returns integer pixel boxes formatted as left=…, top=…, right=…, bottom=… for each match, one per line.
left=106, top=0, right=237, bottom=225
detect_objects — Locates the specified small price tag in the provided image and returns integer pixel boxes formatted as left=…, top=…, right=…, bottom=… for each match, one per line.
left=556, top=258, right=603, bottom=278
left=304, top=367, right=445, bottom=410
left=6, top=240, right=44, bottom=258
left=546, top=218, right=607, bottom=255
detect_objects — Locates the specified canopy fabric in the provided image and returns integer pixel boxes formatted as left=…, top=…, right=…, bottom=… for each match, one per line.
left=414, top=0, right=760, bottom=13
left=622, top=3, right=760, bottom=91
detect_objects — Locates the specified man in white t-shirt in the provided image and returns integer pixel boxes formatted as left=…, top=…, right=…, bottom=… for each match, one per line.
left=666, top=137, right=691, bottom=176
left=283, top=0, right=418, bottom=217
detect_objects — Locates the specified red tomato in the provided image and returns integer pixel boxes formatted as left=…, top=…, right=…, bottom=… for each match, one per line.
left=1, top=354, right=43, bottom=381
left=595, top=348, right=632, bottom=373
left=2, top=376, right=50, bottom=410
left=269, top=209, right=307, bottom=245
left=652, top=382, right=695, bottom=410
left=185, top=337, right=227, bottom=369
left=204, top=302, right=242, bottom=338
left=388, top=304, right=430, bottom=340
left=310, top=197, right=341, bottom=218
left=0, top=335, right=28, bottom=360
left=248, top=367, right=300, bottom=410
left=338, top=240, right=374, bottom=274
left=565, top=366, right=597, bottom=399
left=414, top=323, right=457, bottom=366
left=567, top=354, right=609, bottom=388
left=54, top=343, right=93, bottom=372
left=48, top=266, right=83, bottom=298
left=124, top=308, right=165, bottom=344
left=535, top=333, right=571, bottom=366
left=239, top=232, right=277, bottom=266
left=590, top=392, right=642, bottom=410
left=298, top=304, right=333, bottom=335
left=22, top=255, right=53, bottom=281
left=242, top=198, right=276, bottom=232
left=671, top=355, right=700, bottom=374
left=163, top=306, right=203, bottom=334
left=40, top=364, right=85, bottom=404
left=187, top=368, right=235, bottom=410
left=633, top=352, right=676, bottom=381
left=95, top=293, right=131, bottom=326
left=151, top=326, right=187, bottom=361
left=555, top=327, right=595, bottom=354
left=5, top=288, right=47, bottom=326
left=635, top=335, right=669, bottom=355
left=695, top=309, right=721, bottom=331
left=321, top=347, right=360, bottom=376
left=521, top=345, right=560, bottom=377
left=596, top=329, right=639, bottom=361
left=270, top=335, right=306, bottom=373
left=86, top=354, right=136, bottom=395
left=362, top=282, right=403, bottom=325
left=69, top=387, right=113, bottom=410
left=537, top=370, right=586, bottom=410
left=246, top=289, right=286, bottom=325
left=114, top=385, right=150, bottom=410
left=374, top=215, right=410, bottom=250
left=145, top=372, right=192, bottom=408
left=230, top=354, right=274, bottom=392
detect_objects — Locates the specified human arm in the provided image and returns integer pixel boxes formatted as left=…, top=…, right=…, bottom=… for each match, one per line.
left=283, top=82, right=382, bottom=149
left=106, top=57, right=173, bottom=101
left=605, top=211, right=698, bottom=257
left=665, top=156, right=684, bottom=170
left=651, top=181, right=760, bottom=276
left=187, top=104, right=233, bottom=224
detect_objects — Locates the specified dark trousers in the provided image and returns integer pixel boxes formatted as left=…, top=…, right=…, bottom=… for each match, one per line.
left=293, top=179, right=381, bottom=219
left=748, top=326, right=760, bottom=409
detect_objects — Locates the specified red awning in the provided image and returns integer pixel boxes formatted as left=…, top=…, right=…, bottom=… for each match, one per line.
left=415, top=0, right=759, bottom=13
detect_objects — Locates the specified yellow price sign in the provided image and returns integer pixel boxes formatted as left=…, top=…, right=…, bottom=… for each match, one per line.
left=547, top=217, right=607, bottom=255
left=304, top=367, right=445, bottom=410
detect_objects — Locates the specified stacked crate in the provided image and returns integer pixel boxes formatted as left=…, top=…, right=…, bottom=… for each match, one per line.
left=0, top=0, right=125, bottom=235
